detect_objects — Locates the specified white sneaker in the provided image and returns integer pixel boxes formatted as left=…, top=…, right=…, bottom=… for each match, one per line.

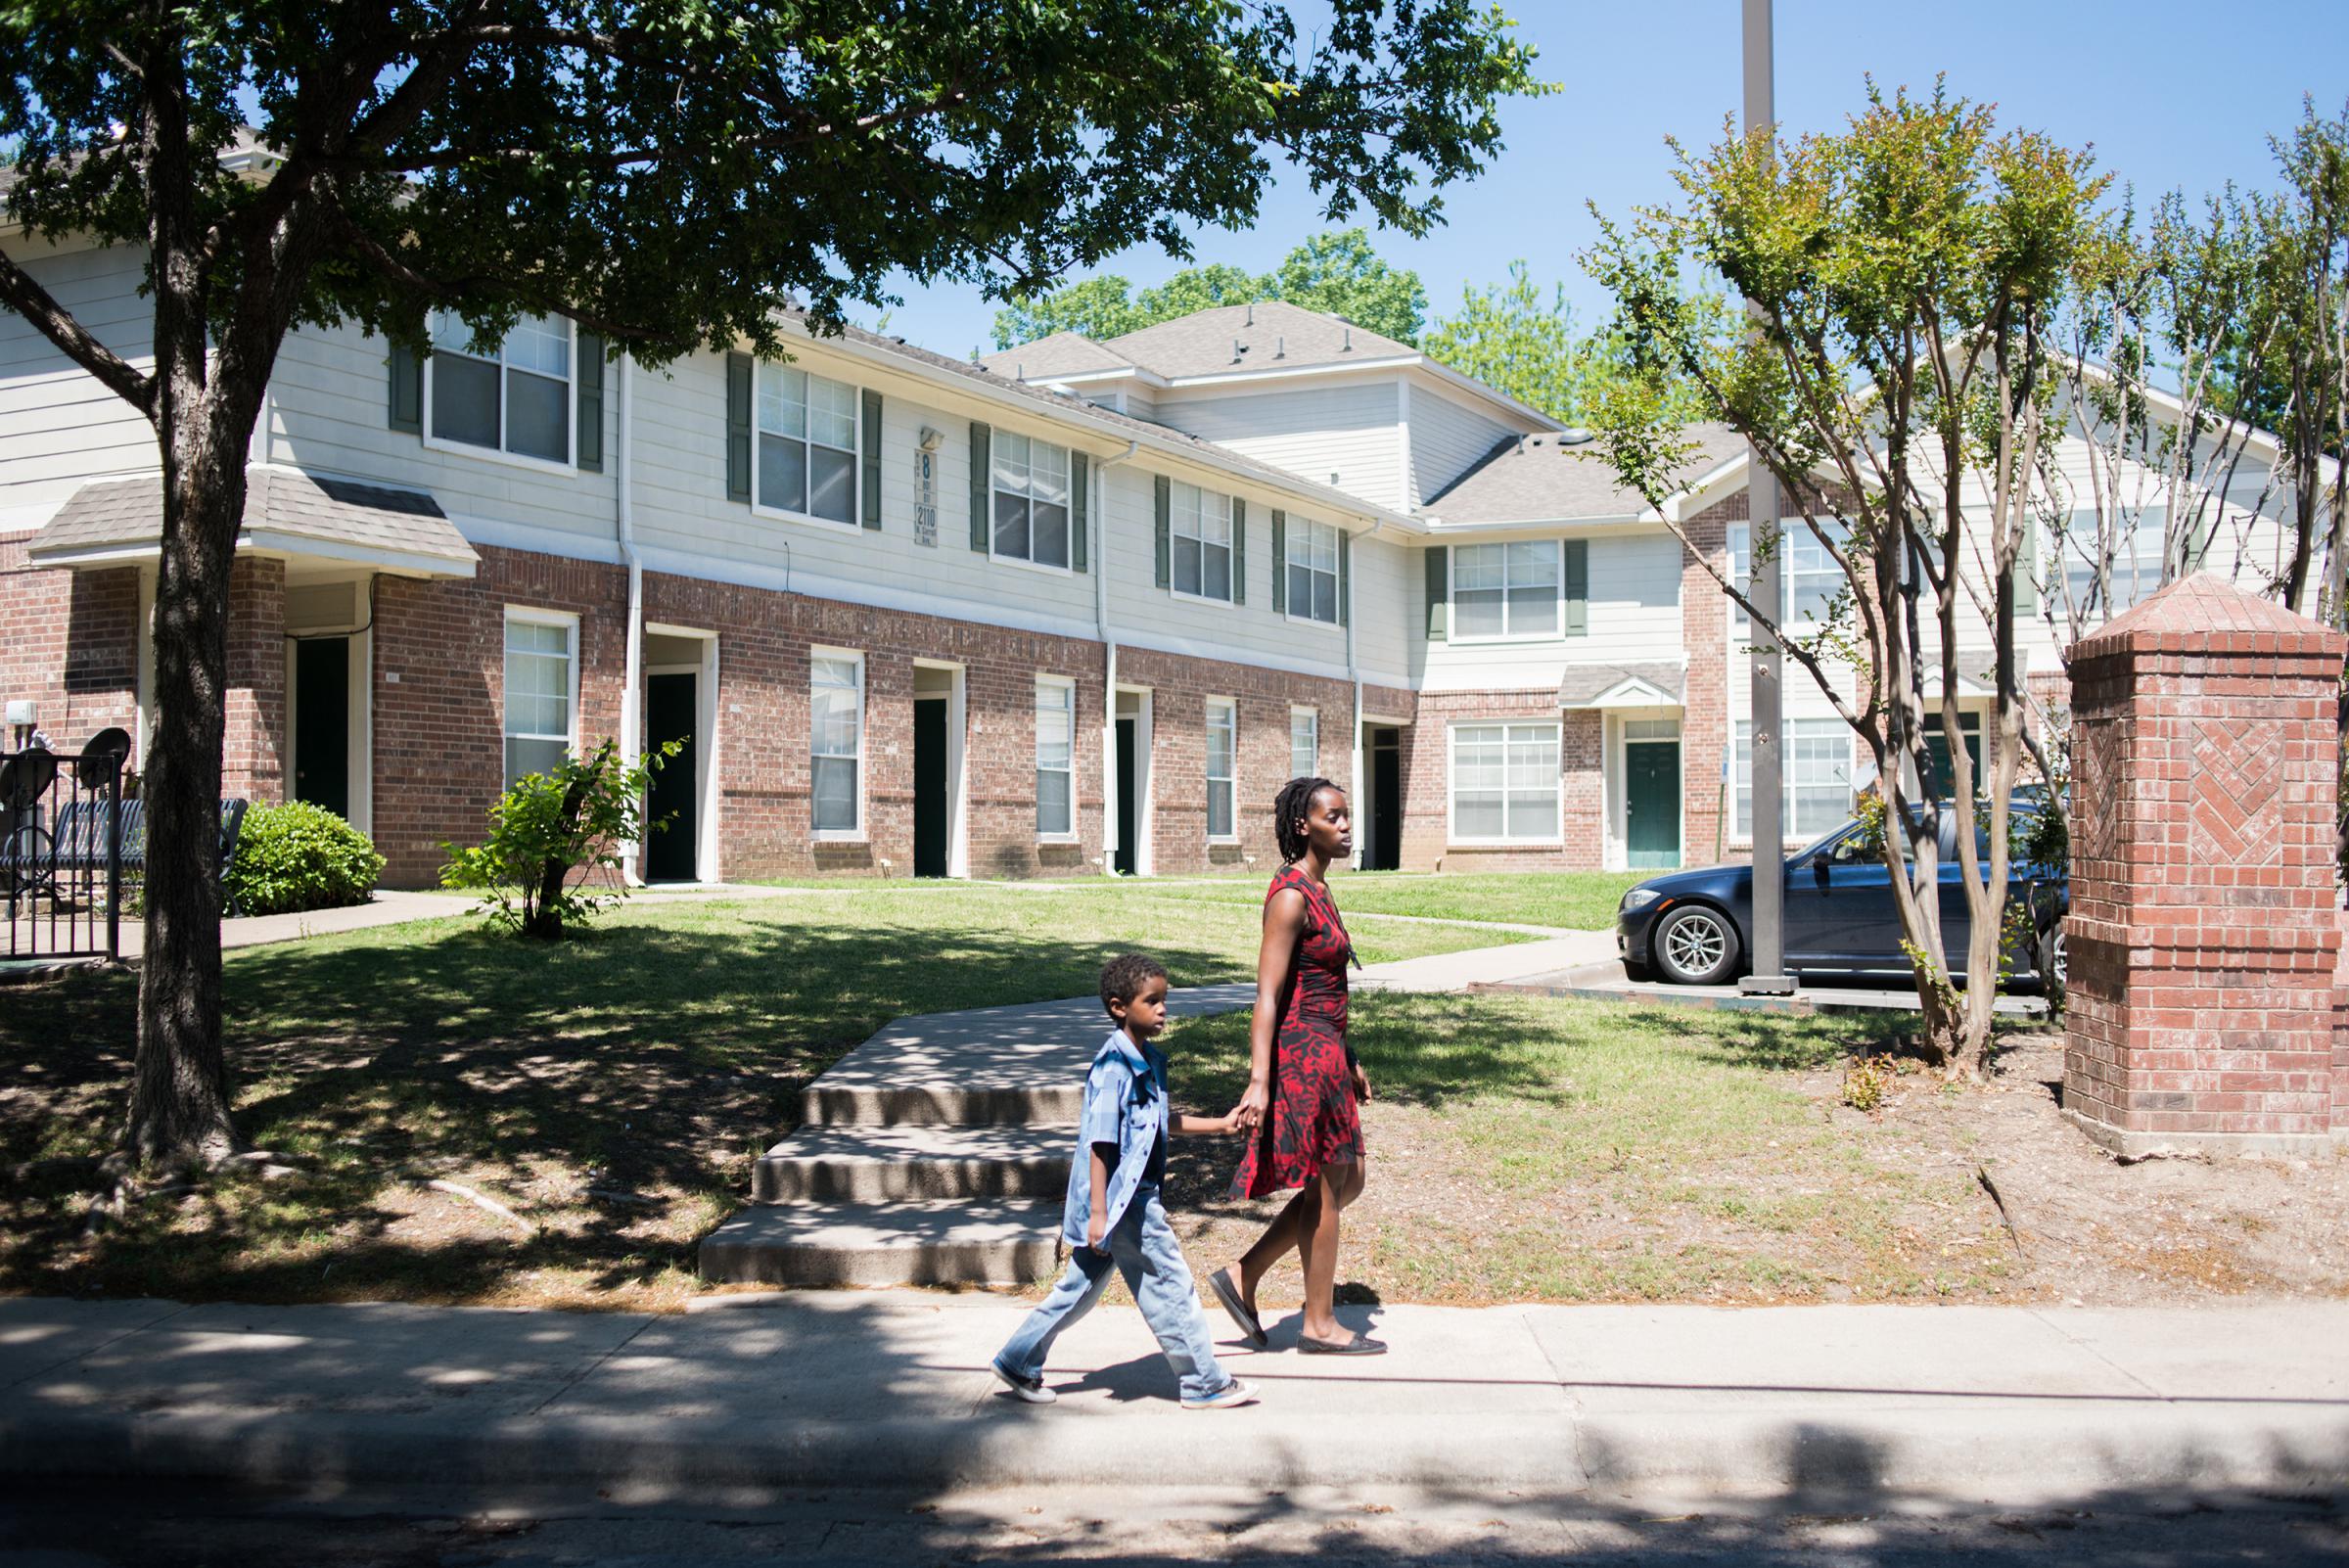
left=1181, top=1377, right=1258, bottom=1410
left=993, top=1361, right=1056, bottom=1405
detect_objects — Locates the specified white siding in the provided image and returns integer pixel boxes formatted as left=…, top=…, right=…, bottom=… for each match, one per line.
left=1150, top=379, right=1404, bottom=512
left=1420, top=529, right=1684, bottom=693
left=0, top=241, right=157, bottom=530
left=1351, top=532, right=1413, bottom=688
left=1409, top=386, right=1516, bottom=507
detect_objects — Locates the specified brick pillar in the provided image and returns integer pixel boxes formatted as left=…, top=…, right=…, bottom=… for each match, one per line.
left=223, top=555, right=286, bottom=804
left=2062, top=573, right=2347, bottom=1156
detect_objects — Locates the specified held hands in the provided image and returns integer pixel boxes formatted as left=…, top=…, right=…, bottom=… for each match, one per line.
left=1234, top=1078, right=1270, bottom=1134
left=1352, top=1062, right=1373, bottom=1103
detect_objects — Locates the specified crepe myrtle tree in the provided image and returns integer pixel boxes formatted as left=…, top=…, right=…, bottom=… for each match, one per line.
left=1581, top=82, right=2104, bottom=1078
left=0, top=0, right=1545, bottom=1170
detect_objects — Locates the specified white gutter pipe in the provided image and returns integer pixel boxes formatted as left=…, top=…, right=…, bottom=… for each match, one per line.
left=616, top=349, right=645, bottom=885
left=1347, top=517, right=1384, bottom=871
left=1093, top=440, right=1139, bottom=874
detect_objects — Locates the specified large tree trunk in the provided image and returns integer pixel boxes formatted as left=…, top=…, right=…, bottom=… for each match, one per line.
left=123, top=405, right=248, bottom=1166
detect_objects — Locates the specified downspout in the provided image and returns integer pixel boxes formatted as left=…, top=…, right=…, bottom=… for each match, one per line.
left=616, top=349, right=645, bottom=885
left=1349, top=516, right=1384, bottom=871
left=1094, top=440, right=1139, bottom=874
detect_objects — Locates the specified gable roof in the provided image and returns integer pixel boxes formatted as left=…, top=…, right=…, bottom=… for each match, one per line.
left=977, top=331, right=1136, bottom=383
left=1099, top=300, right=1417, bottom=380
left=27, top=466, right=479, bottom=576
left=1426, top=424, right=1747, bottom=526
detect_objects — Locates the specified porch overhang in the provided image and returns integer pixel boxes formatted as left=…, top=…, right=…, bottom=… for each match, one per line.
left=1559, top=662, right=1685, bottom=711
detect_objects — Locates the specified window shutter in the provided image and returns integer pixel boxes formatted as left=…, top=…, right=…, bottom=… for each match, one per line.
left=1564, top=538, right=1589, bottom=637
left=860, top=389, right=884, bottom=530
left=389, top=343, right=423, bottom=435
left=1339, top=529, right=1352, bottom=627
left=2013, top=514, right=2038, bottom=616
left=1270, top=511, right=1287, bottom=614
left=1153, top=475, right=1172, bottom=588
left=1071, top=451, right=1089, bottom=573
left=968, top=422, right=990, bottom=551
left=1231, top=498, right=1246, bottom=606
left=1424, top=545, right=1449, bottom=642
left=724, top=352, right=753, bottom=503
left=575, top=333, right=605, bottom=473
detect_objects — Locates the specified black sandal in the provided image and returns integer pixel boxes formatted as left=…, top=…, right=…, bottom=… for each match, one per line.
left=1209, top=1268, right=1267, bottom=1348
left=1299, top=1332, right=1388, bottom=1357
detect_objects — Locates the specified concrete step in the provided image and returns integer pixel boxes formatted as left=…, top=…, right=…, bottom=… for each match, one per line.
left=801, top=1078, right=1083, bottom=1128
left=752, top=1125, right=1073, bottom=1204
left=697, top=1199, right=1063, bottom=1287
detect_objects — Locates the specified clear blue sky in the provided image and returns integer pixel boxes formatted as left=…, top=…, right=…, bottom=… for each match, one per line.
left=875, top=0, right=2349, bottom=360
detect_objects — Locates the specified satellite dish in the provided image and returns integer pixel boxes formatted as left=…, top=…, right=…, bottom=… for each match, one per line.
left=76, top=727, right=131, bottom=790
left=0, top=749, right=58, bottom=813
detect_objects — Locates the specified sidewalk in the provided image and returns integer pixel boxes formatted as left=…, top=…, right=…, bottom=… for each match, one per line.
left=3, top=1293, right=2343, bottom=1503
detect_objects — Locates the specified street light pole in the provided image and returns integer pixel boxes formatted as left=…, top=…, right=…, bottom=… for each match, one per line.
left=1738, top=0, right=1795, bottom=996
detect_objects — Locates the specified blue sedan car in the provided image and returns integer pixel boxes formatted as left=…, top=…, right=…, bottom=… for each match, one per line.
left=1616, top=808, right=2065, bottom=988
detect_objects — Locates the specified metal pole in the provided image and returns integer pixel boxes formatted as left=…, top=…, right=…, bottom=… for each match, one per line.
left=105, top=757, right=121, bottom=963
left=1739, top=0, right=1794, bottom=995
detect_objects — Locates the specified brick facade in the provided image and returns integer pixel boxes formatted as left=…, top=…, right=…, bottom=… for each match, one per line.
left=0, top=531, right=138, bottom=753
left=2061, top=573, right=2349, bottom=1155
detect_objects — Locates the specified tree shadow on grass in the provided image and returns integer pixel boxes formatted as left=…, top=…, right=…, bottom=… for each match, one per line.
left=0, top=910, right=1232, bottom=1308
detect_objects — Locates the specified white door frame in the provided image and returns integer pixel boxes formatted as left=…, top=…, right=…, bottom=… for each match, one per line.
left=1607, top=709, right=1686, bottom=872
left=1114, top=684, right=1154, bottom=877
left=913, top=658, right=969, bottom=879
left=279, top=602, right=374, bottom=838
left=644, top=623, right=720, bottom=883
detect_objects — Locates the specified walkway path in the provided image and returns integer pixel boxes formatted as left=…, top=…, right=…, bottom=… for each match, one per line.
left=699, top=931, right=1617, bottom=1288
left=4, top=1292, right=2341, bottom=1502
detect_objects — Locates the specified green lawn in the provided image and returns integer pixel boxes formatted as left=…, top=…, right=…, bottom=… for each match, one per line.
left=1022, top=868, right=1650, bottom=930
left=0, top=888, right=1520, bottom=1311
left=1155, top=992, right=2023, bottom=1307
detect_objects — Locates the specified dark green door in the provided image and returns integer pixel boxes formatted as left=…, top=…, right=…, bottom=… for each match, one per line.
left=646, top=672, right=697, bottom=881
left=1626, top=740, right=1681, bottom=870
left=1113, top=717, right=1140, bottom=875
left=915, top=698, right=949, bottom=877
left=293, top=636, right=348, bottom=819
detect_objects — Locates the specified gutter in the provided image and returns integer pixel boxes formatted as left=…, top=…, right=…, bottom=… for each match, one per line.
left=616, top=349, right=645, bottom=885
left=1348, top=518, right=1383, bottom=871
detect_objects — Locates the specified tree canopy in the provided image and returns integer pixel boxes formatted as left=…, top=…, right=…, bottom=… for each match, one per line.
left=990, top=227, right=1430, bottom=348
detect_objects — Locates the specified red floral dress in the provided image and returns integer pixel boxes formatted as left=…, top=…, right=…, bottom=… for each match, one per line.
left=1230, top=862, right=1363, bottom=1199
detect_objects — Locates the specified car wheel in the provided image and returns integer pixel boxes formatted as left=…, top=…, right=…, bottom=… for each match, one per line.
left=1652, top=903, right=1742, bottom=987
left=2038, top=924, right=2067, bottom=989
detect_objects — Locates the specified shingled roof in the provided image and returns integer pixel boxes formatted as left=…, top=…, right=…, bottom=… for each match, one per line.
left=1426, top=424, right=1748, bottom=525
left=27, top=467, right=479, bottom=576
left=975, top=331, right=1136, bottom=383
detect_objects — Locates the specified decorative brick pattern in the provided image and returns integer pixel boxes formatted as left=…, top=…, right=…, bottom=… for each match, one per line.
left=2061, top=572, right=2349, bottom=1155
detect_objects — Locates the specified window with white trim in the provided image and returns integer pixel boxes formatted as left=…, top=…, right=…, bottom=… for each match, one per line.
left=430, top=311, right=573, bottom=465
left=809, top=651, right=864, bottom=837
left=757, top=363, right=860, bottom=525
left=1452, top=540, right=1560, bottom=639
left=1451, top=721, right=1560, bottom=843
left=1171, top=483, right=1234, bottom=602
left=1206, top=699, right=1237, bottom=840
left=1290, top=708, right=1318, bottom=780
left=1036, top=677, right=1076, bottom=838
left=1727, top=521, right=1846, bottom=635
left=1286, top=518, right=1340, bottom=623
left=1734, top=718, right=1868, bottom=839
left=991, top=433, right=1073, bottom=568
left=501, top=611, right=575, bottom=786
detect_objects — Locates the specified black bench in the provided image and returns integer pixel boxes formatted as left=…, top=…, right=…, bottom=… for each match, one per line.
left=4, top=798, right=250, bottom=905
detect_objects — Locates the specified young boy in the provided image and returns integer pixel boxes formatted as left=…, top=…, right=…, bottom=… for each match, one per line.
left=991, top=953, right=1257, bottom=1410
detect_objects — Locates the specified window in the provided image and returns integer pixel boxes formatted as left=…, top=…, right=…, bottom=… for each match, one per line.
left=1171, top=484, right=1234, bottom=602
left=1734, top=718, right=1868, bottom=840
left=991, top=433, right=1073, bottom=568
left=1451, top=722, right=1561, bottom=843
left=2058, top=507, right=2169, bottom=617
left=757, top=364, right=860, bottom=525
left=1036, top=678, right=1075, bottom=838
left=1286, top=518, right=1341, bottom=623
left=1290, top=708, right=1318, bottom=780
left=1727, top=521, right=1846, bottom=635
left=501, top=612, right=575, bottom=786
left=809, top=651, right=864, bottom=836
left=1206, top=699, right=1237, bottom=840
left=1453, top=540, right=1562, bottom=639
left=430, top=311, right=573, bottom=465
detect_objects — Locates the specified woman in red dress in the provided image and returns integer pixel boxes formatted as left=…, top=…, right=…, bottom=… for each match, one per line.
left=1208, top=776, right=1384, bottom=1356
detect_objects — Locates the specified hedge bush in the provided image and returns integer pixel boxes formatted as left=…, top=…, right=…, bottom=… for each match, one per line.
left=226, top=801, right=386, bottom=916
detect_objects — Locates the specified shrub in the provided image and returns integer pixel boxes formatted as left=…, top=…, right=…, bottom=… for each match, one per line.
left=226, top=801, right=386, bottom=916
left=439, top=738, right=677, bottom=940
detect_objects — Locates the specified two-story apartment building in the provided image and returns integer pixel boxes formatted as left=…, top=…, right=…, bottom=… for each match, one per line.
left=0, top=237, right=2312, bottom=888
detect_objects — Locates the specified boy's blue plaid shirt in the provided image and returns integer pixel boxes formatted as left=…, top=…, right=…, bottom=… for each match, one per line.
left=1059, top=1029, right=1168, bottom=1249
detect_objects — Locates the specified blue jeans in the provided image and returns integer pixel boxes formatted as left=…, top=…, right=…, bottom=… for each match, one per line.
left=993, top=1184, right=1232, bottom=1403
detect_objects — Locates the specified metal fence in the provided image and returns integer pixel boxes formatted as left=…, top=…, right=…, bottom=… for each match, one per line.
left=2, top=745, right=127, bottom=962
